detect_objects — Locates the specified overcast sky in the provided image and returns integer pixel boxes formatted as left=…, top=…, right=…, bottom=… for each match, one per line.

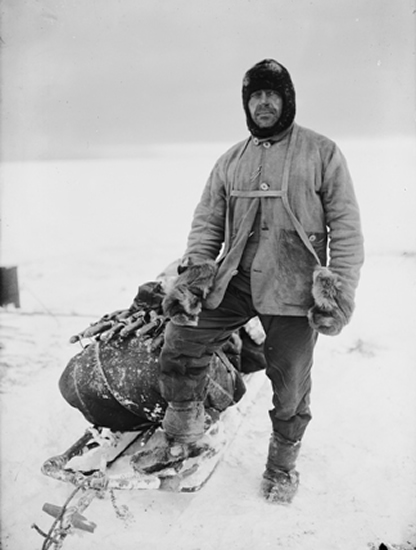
left=1, top=0, right=415, bottom=160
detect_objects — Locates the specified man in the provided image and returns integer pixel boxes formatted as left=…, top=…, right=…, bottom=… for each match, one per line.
left=158, top=59, right=364, bottom=503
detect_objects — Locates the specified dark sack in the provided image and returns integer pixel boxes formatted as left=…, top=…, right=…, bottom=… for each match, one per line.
left=59, top=334, right=246, bottom=432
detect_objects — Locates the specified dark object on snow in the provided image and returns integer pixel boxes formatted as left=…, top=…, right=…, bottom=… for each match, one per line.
left=0, top=266, right=20, bottom=308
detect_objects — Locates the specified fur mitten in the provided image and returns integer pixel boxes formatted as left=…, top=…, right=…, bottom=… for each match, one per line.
left=307, top=267, right=354, bottom=336
left=129, top=281, right=165, bottom=313
left=162, top=259, right=217, bottom=326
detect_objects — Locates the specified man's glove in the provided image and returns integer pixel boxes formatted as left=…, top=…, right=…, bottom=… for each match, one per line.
left=307, top=267, right=354, bottom=336
left=129, top=281, right=165, bottom=314
left=162, top=258, right=217, bottom=326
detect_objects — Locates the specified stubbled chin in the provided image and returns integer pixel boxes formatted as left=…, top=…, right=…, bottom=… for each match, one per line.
left=255, top=117, right=276, bottom=128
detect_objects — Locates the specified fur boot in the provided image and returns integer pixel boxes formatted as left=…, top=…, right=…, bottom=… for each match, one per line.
left=261, top=432, right=301, bottom=504
left=162, top=401, right=205, bottom=444
left=131, top=401, right=206, bottom=474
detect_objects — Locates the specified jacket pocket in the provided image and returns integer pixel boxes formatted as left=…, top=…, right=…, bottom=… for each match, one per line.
left=278, top=230, right=327, bottom=306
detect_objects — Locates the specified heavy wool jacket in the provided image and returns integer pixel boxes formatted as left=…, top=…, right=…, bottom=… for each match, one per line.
left=183, top=124, right=364, bottom=316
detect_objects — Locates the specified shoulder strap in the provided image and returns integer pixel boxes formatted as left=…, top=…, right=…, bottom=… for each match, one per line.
left=281, top=126, right=322, bottom=266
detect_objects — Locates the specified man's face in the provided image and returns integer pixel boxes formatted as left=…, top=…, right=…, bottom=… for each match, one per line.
left=248, top=90, right=283, bottom=128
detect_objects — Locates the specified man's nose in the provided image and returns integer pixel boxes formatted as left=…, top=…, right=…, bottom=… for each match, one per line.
left=259, top=91, right=269, bottom=103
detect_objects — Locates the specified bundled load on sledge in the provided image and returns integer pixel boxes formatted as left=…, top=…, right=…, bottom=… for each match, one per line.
left=36, top=270, right=266, bottom=547
left=60, top=281, right=248, bottom=433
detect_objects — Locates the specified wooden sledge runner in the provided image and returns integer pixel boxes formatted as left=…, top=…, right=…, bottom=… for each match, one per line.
left=35, top=371, right=265, bottom=548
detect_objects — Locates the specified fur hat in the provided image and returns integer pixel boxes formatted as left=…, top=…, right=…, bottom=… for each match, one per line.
left=242, top=59, right=296, bottom=138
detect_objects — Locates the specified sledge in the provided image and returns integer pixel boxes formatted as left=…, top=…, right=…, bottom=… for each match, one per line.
left=35, top=371, right=264, bottom=548
left=41, top=363, right=263, bottom=483
left=34, top=277, right=267, bottom=548
left=42, top=503, right=97, bottom=534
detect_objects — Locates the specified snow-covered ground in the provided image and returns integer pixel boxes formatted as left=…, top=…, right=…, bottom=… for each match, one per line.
left=1, top=137, right=416, bottom=550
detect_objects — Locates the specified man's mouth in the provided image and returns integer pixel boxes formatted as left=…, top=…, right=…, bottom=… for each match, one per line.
left=256, top=113, right=274, bottom=120
left=256, top=109, right=275, bottom=116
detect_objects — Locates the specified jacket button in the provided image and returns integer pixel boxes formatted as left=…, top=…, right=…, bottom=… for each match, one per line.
left=260, top=182, right=269, bottom=191
left=253, top=138, right=260, bottom=146
left=263, top=141, right=271, bottom=149
left=231, top=269, right=238, bottom=276
left=309, top=234, right=317, bottom=242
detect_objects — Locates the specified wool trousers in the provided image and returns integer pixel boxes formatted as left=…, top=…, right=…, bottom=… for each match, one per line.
left=159, top=276, right=318, bottom=442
